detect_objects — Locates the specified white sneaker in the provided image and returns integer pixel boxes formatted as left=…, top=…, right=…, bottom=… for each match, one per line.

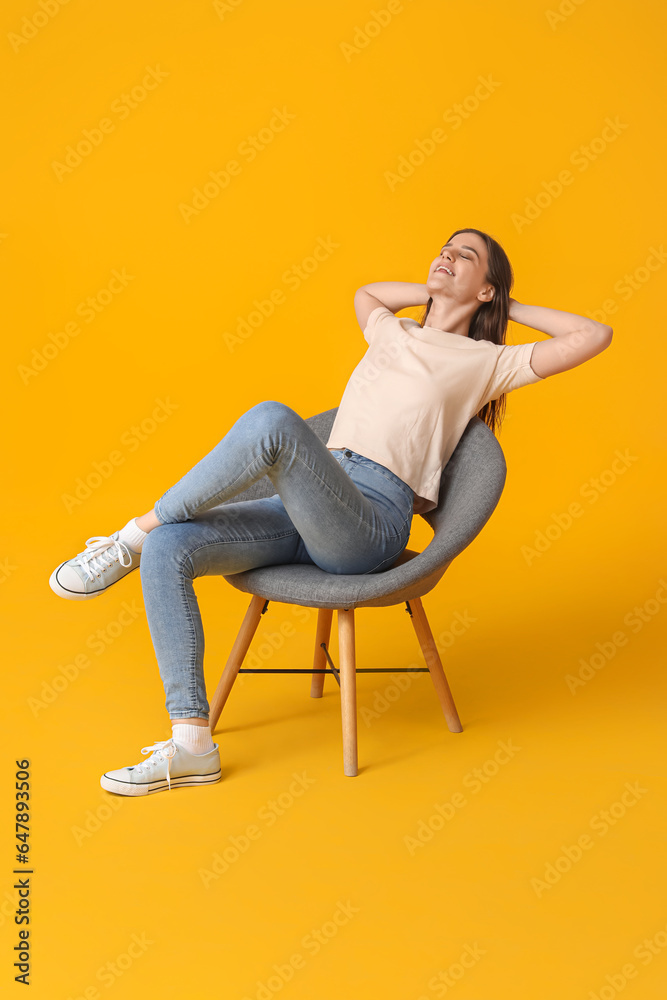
left=49, top=531, right=141, bottom=600
left=100, top=738, right=222, bottom=796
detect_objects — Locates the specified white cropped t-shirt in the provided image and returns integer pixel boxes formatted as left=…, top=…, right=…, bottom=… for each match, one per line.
left=326, top=305, right=546, bottom=515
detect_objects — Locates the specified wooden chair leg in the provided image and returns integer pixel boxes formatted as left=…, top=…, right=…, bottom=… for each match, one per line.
left=337, top=608, right=358, bottom=776
left=310, top=608, right=333, bottom=698
left=408, top=596, right=463, bottom=733
left=209, top=594, right=265, bottom=734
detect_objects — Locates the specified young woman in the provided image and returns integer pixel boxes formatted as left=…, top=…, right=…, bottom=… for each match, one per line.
left=49, top=228, right=613, bottom=796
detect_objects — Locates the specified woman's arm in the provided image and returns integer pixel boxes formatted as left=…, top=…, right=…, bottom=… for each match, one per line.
left=354, top=282, right=429, bottom=332
left=509, top=298, right=613, bottom=379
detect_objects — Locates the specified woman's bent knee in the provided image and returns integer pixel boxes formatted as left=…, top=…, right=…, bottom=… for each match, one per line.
left=247, top=399, right=301, bottom=427
left=140, top=524, right=194, bottom=574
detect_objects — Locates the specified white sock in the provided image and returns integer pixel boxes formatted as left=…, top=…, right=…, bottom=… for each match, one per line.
left=172, top=723, right=214, bottom=755
left=117, top=517, right=148, bottom=552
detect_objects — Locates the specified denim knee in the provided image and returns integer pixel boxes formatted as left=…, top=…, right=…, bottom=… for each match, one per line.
left=247, top=399, right=301, bottom=429
left=140, top=525, right=194, bottom=578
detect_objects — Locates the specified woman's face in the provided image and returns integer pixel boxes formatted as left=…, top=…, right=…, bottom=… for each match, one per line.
left=425, top=232, right=493, bottom=306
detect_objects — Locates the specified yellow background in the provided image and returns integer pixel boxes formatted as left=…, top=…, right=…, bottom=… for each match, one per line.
left=2, top=0, right=666, bottom=996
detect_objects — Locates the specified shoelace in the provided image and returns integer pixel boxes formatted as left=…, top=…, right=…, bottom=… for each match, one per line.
left=75, top=535, right=134, bottom=583
left=135, top=739, right=178, bottom=791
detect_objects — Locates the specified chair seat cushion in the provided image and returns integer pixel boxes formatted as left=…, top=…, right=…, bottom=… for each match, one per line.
left=222, top=550, right=449, bottom=609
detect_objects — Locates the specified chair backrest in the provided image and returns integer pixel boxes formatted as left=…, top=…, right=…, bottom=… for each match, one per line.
left=418, top=412, right=507, bottom=570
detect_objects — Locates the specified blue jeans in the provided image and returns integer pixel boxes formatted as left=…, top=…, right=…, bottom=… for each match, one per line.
left=140, top=400, right=414, bottom=719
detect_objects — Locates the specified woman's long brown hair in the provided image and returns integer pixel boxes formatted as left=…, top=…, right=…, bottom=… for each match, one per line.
left=418, top=227, right=514, bottom=436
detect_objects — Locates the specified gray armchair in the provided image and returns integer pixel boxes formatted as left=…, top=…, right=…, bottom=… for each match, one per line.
left=208, top=407, right=507, bottom=775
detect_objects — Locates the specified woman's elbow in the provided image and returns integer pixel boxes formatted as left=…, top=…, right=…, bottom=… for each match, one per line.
left=588, top=323, right=613, bottom=351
